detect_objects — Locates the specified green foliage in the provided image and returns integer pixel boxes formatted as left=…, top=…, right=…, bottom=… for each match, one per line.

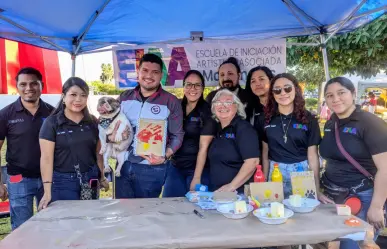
left=100, top=63, right=114, bottom=83
left=287, top=14, right=387, bottom=88
left=89, top=80, right=124, bottom=95
left=305, top=98, right=318, bottom=112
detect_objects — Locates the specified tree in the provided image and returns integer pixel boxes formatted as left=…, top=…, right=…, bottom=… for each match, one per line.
left=287, top=14, right=387, bottom=88
left=100, top=63, right=114, bottom=83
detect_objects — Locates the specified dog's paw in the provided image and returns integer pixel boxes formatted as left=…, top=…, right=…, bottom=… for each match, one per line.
left=115, top=171, right=121, bottom=177
left=99, top=146, right=107, bottom=155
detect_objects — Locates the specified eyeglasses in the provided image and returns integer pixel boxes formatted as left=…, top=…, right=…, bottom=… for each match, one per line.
left=213, top=101, right=235, bottom=107
left=272, top=85, right=293, bottom=95
left=184, top=83, right=202, bottom=90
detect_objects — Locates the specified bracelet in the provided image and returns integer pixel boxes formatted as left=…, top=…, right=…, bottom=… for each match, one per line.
left=100, top=178, right=107, bottom=183
left=43, top=181, right=52, bottom=184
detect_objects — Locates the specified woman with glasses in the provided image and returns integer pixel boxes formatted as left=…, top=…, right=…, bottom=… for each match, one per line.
left=207, top=89, right=260, bottom=193
left=259, top=73, right=332, bottom=203
left=163, top=70, right=216, bottom=197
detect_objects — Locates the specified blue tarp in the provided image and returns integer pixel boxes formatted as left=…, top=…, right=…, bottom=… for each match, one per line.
left=0, top=0, right=386, bottom=54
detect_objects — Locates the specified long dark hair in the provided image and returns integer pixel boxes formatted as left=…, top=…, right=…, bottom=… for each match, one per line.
left=52, top=77, right=92, bottom=120
left=181, top=70, right=206, bottom=116
left=264, top=73, right=308, bottom=125
left=245, top=66, right=274, bottom=119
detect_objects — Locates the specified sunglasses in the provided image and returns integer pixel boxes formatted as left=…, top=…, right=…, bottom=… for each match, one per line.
left=272, top=85, right=293, bottom=95
left=213, top=101, right=235, bottom=107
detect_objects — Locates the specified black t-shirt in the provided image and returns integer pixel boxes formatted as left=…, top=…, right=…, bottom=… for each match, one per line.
left=0, top=98, right=54, bottom=177
left=208, top=116, right=260, bottom=192
left=39, top=111, right=99, bottom=173
left=173, top=101, right=216, bottom=169
left=259, top=111, right=321, bottom=164
left=319, top=106, right=387, bottom=188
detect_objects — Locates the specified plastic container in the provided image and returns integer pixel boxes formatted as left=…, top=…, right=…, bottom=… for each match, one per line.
left=271, top=163, right=283, bottom=182
left=254, top=165, right=265, bottom=182
left=217, top=203, right=254, bottom=219
left=283, top=198, right=320, bottom=213
left=253, top=207, right=294, bottom=225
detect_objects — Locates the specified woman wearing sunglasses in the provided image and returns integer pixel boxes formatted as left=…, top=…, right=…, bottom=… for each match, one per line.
left=163, top=70, right=216, bottom=197
left=320, top=77, right=387, bottom=249
left=207, top=89, right=260, bottom=193
left=260, top=73, right=331, bottom=202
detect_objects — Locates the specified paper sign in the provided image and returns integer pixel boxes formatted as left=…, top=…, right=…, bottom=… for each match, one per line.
left=213, top=192, right=237, bottom=202
left=134, top=118, right=167, bottom=157
left=290, top=171, right=317, bottom=199
left=249, top=182, right=284, bottom=203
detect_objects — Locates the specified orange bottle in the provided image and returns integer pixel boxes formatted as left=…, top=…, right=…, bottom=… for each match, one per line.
left=271, top=163, right=283, bottom=182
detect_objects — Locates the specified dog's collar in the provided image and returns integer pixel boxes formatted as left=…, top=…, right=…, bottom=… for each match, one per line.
left=99, top=111, right=120, bottom=129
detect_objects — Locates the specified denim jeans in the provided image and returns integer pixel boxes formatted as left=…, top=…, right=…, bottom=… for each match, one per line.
left=6, top=175, right=43, bottom=230
left=340, top=188, right=382, bottom=249
left=51, top=167, right=99, bottom=202
left=115, top=161, right=168, bottom=199
left=162, top=164, right=210, bottom=197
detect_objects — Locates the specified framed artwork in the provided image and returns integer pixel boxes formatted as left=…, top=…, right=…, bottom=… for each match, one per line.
left=249, top=182, right=284, bottom=203
left=290, top=171, right=317, bottom=199
left=134, top=118, right=167, bottom=157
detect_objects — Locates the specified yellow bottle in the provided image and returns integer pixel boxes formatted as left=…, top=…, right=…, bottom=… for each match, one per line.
left=271, top=163, right=283, bottom=182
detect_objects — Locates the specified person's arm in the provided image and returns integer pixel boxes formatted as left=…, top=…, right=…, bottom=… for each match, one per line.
left=96, top=139, right=109, bottom=191
left=190, top=135, right=213, bottom=191
left=0, top=140, right=7, bottom=201
left=166, top=98, right=184, bottom=158
left=308, top=146, right=334, bottom=204
left=262, top=142, right=270, bottom=179
left=217, top=158, right=259, bottom=192
left=38, top=138, right=55, bottom=210
left=368, top=152, right=387, bottom=230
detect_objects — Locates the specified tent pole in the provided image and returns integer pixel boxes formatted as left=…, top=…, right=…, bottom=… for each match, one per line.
left=324, top=0, right=367, bottom=43
left=71, top=55, right=76, bottom=77
left=318, top=34, right=330, bottom=113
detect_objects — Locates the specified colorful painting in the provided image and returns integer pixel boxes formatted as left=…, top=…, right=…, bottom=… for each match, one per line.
left=290, top=171, right=317, bottom=199
left=134, top=118, right=167, bottom=157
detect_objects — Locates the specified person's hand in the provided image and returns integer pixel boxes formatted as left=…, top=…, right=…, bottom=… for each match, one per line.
left=215, top=183, right=236, bottom=192
left=0, top=184, right=8, bottom=201
left=100, top=177, right=110, bottom=191
left=317, top=191, right=335, bottom=204
left=143, top=154, right=166, bottom=165
left=108, top=121, right=121, bottom=142
left=38, top=192, right=51, bottom=211
left=189, top=177, right=201, bottom=191
left=367, top=205, right=385, bottom=230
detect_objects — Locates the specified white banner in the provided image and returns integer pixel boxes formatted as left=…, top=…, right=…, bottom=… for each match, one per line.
left=113, top=39, right=286, bottom=89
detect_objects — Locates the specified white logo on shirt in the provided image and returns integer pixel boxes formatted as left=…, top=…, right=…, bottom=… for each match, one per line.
left=324, top=129, right=331, bottom=132
left=264, top=125, right=276, bottom=129
left=8, top=119, right=24, bottom=124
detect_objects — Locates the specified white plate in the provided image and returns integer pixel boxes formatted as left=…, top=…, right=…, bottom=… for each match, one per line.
left=253, top=207, right=294, bottom=225
left=217, top=203, right=253, bottom=219
left=283, top=198, right=320, bottom=213
left=209, top=195, right=242, bottom=204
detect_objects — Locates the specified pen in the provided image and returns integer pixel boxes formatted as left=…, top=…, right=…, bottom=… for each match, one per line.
left=193, top=209, right=205, bottom=219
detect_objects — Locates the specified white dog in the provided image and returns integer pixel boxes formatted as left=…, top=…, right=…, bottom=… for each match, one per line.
left=97, top=97, right=133, bottom=177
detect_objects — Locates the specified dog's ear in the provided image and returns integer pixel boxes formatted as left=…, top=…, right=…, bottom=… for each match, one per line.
left=108, top=98, right=120, bottom=110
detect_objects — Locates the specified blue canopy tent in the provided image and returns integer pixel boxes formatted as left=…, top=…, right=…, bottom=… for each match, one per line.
left=0, top=0, right=386, bottom=80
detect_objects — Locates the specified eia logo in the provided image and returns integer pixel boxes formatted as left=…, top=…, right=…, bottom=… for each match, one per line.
left=343, top=127, right=357, bottom=135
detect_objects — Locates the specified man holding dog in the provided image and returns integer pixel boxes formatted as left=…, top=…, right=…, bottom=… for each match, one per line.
left=111, top=53, right=184, bottom=199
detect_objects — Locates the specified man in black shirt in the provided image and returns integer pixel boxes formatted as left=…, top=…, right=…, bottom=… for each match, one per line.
left=0, top=68, right=54, bottom=230
left=205, top=57, right=249, bottom=105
